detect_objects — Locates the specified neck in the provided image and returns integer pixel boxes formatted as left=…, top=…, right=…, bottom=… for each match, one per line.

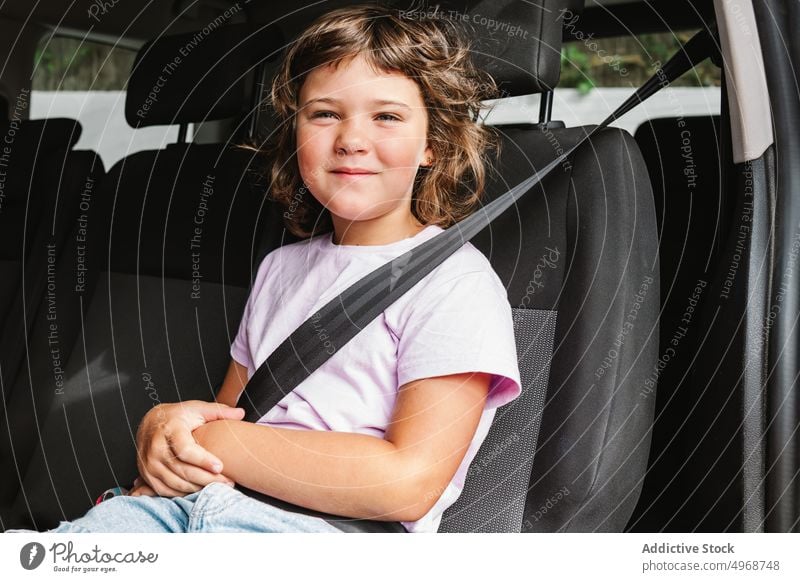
left=330, top=215, right=426, bottom=246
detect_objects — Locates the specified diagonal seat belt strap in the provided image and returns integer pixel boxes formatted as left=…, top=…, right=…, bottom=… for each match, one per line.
left=240, top=28, right=715, bottom=423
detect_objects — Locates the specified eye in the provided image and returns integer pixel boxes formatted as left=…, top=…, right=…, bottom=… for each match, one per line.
left=376, top=113, right=401, bottom=122
left=310, top=110, right=338, bottom=120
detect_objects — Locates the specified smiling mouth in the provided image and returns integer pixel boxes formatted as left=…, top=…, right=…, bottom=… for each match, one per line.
left=331, top=171, right=377, bottom=178
left=331, top=169, right=377, bottom=176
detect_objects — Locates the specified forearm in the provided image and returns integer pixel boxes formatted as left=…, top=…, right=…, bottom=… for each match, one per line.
left=192, top=420, right=430, bottom=522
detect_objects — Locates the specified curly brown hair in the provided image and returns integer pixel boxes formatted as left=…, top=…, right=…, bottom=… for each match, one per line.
left=250, top=2, right=501, bottom=238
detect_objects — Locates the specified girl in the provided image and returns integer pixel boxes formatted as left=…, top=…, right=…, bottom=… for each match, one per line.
left=12, top=3, right=522, bottom=534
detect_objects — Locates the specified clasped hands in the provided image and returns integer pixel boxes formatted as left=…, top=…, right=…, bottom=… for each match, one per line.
left=129, top=401, right=245, bottom=497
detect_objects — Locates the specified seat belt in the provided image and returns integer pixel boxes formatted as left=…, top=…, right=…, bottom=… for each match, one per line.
left=233, top=29, right=716, bottom=532
left=239, top=27, right=716, bottom=423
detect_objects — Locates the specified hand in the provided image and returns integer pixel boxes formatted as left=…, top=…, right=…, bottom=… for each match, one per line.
left=135, top=400, right=245, bottom=497
left=129, top=475, right=158, bottom=497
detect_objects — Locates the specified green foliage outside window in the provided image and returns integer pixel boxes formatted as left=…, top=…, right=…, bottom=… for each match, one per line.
left=560, top=30, right=721, bottom=94
left=33, top=37, right=134, bottom=91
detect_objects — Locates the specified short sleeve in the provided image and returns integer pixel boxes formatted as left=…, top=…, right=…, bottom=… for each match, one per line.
left=230, top=295, right=253, bottom=371
left=230, top=251, right=275, bottom=373
left=396, top=270, right=522, bottom=410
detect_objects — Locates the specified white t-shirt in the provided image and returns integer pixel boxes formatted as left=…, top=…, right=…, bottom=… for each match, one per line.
left=231, top=224, right=522, bottom=532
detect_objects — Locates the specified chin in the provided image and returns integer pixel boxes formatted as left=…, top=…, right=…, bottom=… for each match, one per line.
left=325, top=198, right=387, bottom=222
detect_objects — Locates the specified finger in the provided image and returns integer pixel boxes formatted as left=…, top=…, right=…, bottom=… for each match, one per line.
left=141, top=444, right=213, bottom=495
left=192, top=401, right=246, bottom=423
left=145, top=449, right=233, bottom=493
left=161, top=447, right=235, bottom=487
left=160, top=461, right=234, bottom=488
left=130, top=483, right=158, bottom=497
left=179, top=463, right=236, bottom=487
left=146, top=467, right=197, bottom=497
left=142, top=484, right=158, bottom=496
left=158, top=448, right=233, bottom=488
left=154, top=467, right=203, bottom=496
left=151, top=439, right=222, bottom=484
left=166, top=428, right=224, bottom=474
left=138, top=438, right=181, bottom=485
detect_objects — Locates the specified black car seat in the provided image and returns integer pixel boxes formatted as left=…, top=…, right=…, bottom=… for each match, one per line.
left=0, top=113, right=104, bottom=412
left=0, top=24, right=285, bottom=530
left=0, top=116, right=80, bottom=331
left=629, top=114, right=734, bottom=531
left=428, top=0, right=660, bottom=532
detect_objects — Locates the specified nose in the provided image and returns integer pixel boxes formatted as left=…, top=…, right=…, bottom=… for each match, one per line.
left=334, top=116, right=369, bottom=156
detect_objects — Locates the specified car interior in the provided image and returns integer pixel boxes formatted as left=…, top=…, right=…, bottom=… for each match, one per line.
left=0, top=0, right=796, bottom=533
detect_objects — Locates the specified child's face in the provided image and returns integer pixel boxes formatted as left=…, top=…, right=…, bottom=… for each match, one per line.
left=295, top=54, right=433, bottom=232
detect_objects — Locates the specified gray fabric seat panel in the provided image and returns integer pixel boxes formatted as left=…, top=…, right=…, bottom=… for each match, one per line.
left=439, top=308, right=556, bottom=532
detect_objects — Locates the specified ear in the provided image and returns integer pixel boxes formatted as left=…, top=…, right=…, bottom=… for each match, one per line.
left=420, top=144, right=434, bottom=167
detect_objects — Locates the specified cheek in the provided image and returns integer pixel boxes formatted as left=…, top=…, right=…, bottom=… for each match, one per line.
left=295, top=149, right=313, bottom=184
left=376, top=140, right=424, bottom=173
left=295, top=130, right=327, bottom=184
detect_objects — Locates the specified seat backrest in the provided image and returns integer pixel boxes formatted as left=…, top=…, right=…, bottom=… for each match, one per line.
left=0, top=24, right=285, bottom=530
left=521, top=126, right=659, bottom=532
left=0, top=117, right=80, bottom=327
left=0, top=117, right=104, bottom=409
left=629, top=115, right=730, bottom=531
left=439, top=123, right=660, bottom=532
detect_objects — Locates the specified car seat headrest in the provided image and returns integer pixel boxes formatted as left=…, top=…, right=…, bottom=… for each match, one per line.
left=125, top=23, right=283, bottom=128
left=0, top=118, right=81, bottom=152
left=394, top=0, right=573, bottom=96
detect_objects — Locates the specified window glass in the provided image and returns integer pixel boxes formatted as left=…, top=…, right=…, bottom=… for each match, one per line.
left=483, top=30, right=721, bottom=131
left=560, top=31, right=721, bottom=92
left=556, top=30, right=721, bottom=132
left=30, top=37, right=193, bottom=168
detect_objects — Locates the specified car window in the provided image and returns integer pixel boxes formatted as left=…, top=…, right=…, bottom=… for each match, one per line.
left=483, top=30, right=721, bottom=131
left=30, top=36, right=193, bottom=168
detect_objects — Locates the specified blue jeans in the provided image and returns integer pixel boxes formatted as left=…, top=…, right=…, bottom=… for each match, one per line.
left=6, top=482, right=342, bottom=533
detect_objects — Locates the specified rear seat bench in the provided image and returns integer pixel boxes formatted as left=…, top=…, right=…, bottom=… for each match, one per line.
left=0, top=24, right=284, bottom=530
